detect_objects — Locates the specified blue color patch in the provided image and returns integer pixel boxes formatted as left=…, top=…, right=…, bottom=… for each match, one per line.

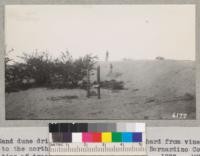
left=132, top=132, right=142, bottom=142
left=122, top=132, right=133, bottom=142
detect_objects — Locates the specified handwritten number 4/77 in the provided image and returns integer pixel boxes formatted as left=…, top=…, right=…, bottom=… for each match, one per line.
left=172, top=113, right=187, bottom=119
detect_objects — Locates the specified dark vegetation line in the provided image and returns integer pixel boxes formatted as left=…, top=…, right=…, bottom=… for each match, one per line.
left=5, top=51, right=98, bottom=93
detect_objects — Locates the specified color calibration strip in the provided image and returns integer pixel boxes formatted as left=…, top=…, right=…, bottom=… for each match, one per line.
left=49, top=123, right=145, bottom=133
left=49, top=123, right=145, bottom=143
left=50, top=131, right=143, bottom=143
left=49, top=123, right=146, bottom=155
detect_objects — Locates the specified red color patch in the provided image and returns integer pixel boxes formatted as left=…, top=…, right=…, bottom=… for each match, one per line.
left=92, top=132, right=102, bottom=142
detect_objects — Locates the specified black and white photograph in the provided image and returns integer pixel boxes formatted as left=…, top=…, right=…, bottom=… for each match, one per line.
left=5, top=5, right=195, bottom=120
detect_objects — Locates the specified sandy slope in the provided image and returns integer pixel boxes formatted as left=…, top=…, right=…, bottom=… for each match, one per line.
left=6, top=60, right=195, bottom=120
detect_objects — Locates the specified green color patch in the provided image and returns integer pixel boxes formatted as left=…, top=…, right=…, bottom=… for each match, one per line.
left=112, top=132, right=122, bottom=142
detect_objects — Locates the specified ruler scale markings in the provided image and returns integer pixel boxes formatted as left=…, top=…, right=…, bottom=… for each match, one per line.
left=77, top=145, right=79, bottom=152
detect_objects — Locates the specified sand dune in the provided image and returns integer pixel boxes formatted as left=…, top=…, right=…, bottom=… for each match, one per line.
left=6, top=60, right=195, bottom=120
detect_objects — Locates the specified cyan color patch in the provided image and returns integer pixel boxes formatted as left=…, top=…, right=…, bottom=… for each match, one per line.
left=122, top=132, right=133, bottom=142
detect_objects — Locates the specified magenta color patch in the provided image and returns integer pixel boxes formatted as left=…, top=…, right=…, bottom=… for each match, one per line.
left=82, top=132, right=93, bottom=142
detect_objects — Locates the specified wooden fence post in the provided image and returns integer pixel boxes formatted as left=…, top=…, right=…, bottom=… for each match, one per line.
left=87, top=69, right=90, bottom=98
left=97, top=65, right=101, bottom=99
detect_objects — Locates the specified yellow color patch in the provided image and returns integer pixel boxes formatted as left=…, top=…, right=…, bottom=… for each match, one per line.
left=102, top=132, right=112, bottom=142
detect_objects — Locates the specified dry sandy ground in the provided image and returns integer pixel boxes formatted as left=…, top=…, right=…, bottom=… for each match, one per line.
left=6, top=60, right=195, bottom=120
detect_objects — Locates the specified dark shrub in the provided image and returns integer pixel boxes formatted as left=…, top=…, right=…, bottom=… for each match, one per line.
left=5, top=50, right=98, bottom=92
left=183, top=93, right=195, bottom=101
left=155, top=56, right=165, bottom=60
left=101, top=79, right=124, bottom=90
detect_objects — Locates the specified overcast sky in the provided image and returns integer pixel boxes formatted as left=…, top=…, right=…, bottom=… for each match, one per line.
left=5, top=5, right=195, bottom=61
